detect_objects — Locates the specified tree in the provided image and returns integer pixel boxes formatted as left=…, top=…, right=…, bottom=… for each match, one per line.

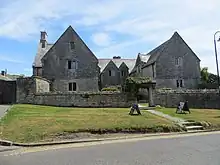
left=199, top=67, right=219, bottom=89
left=201, top=67, right=209, bottom=83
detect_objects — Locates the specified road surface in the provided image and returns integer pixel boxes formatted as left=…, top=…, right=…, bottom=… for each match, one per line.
left=0, top=132, right=220, bottom=165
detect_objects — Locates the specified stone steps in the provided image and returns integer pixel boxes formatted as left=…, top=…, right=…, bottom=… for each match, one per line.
left=179, top=121, right=204, bottom=131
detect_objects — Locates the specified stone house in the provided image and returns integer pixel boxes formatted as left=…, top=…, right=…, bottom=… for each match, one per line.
left=33, top=26, right=100, bottom=92
left=33, top=26, right=200, bottom=92
left=130, top=32, right=201, bottom=89
left=98, top=56, right=136, bottom=88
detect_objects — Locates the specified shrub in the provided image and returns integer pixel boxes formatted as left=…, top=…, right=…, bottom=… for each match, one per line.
left=101, top=86, right=120, bottom=92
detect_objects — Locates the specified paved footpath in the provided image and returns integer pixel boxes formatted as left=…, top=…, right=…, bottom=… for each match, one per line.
left=0, top=105, right=11, bottom=119
left=147, top=109, right=186, bottom=123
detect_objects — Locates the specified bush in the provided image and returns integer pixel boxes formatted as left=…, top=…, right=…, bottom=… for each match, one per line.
left=101, top=86, right=120, bottom=92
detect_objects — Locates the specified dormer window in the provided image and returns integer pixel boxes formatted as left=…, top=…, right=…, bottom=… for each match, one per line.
left=70, top=42, right=75, bottom=50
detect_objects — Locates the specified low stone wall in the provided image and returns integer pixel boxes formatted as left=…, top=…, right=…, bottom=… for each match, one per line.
left=18, top=92, right=135, bottom=108
left=155, top=89, right=220, bottom=109
left=16, top=76, right=135, bottom=108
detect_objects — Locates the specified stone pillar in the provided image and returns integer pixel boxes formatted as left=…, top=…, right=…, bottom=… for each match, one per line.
left=148, top=86, right=155, bottom=107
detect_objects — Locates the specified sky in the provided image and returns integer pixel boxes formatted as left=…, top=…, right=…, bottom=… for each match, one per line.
left=0, top=0, right=220, bottom=76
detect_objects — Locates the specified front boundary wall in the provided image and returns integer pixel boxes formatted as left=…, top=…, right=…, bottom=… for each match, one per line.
left=16, top=77, right=135, bottom=108
left=154, top=89, right=220, bottom=109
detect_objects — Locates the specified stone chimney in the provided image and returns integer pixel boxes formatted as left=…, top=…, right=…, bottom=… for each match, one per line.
left=1, top=71, right=5, bottom=76
left=40, top=31, right=47, bottom=48
left=113, top=56, right=121, bottom=59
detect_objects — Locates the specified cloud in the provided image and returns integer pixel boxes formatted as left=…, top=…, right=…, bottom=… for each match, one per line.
left=0, top=0, right=220, bottom=74
left=0, top=55, right=26, bottom=64
left=91, top=32, right=112, bottom=47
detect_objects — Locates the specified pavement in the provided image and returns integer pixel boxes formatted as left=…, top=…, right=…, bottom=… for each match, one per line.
left=0, top=131, right=220, bottom=165
left=147, top=109, right=186, bottom=123
left=0, top=105, right=11, bottom=118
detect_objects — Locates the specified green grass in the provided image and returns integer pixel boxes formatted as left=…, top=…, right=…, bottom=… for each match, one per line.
left=0, top=104, right=178, bottom=143
left=157, top=108, right=220, bottom=127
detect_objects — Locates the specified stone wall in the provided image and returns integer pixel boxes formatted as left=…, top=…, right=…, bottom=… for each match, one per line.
left=0, top=80, right=16, bottom=104
left=16, top=76, right=135, bottom=107
left=154, top=89, right=220, bottom=109
left=18, top=92, right=134, bottom=108
left=16, top=77, right=50, bottom=103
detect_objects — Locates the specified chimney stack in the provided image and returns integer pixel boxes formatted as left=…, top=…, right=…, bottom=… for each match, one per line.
left=113, top=56, right=121, bottom=59
left=40, top=31, right=47, bottom=48
left=1, top=71, right=5, bottom=76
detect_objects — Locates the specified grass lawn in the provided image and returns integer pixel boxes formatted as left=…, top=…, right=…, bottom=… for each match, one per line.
left=0, top=104, right=179, bottom=143
left=157, top=108, right=220, bottom=127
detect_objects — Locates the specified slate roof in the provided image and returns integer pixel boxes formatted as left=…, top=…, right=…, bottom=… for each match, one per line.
left=98, top=58, right=136, bottom=73
left=33, top=42, right=53, bottom=67
left=0, top=75, right=13, bottom=81
left=139, top=53, right=151, bottom=63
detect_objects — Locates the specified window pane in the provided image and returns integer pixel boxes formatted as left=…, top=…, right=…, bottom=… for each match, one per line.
left=69, top=83, right=72, bottom=91
left=73, top=82, right=76, bottom=91
left=112, top=70, right=115, bottom=76
left=180, top=80, right=183, bottom=87
left=68, top=61, right=72, bottom=69
left=70, top=42, right=75, bottom=50
left=72, top=61, right=76, bottom=69
left=176, top=80, right=179, bottom=87
left=109, top=70, right=111, bottom=76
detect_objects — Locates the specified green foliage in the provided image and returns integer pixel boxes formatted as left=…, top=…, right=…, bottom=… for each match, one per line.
left=101, top=86, right=121, bottom=92
left=199, top=67, right=219, bottom=89
left=123, top=77, right=152, bottom=94
left=201, top=67, right=209, bottom=83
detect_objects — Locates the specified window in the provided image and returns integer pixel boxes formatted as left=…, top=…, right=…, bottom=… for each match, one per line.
left=108, top=70, right=115, bottom=76
left=176, top=80, right=179, bottom=88
left=175, top=57, right=182, bottom=66
left=180, top=80, right=183, bottom=87
left=121, top=71, right=125, bottom=76
left=70, top=42, right=75, bottom=50
left=42, top=42, right=45, bottom=48
left=68, top=60, right=78, bottom=70
left=176, top=80, right=183, bottom=88
left=69, top=82, right=76, bottom=91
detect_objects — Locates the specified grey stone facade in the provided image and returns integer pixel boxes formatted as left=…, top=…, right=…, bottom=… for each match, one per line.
left=99, top=57, right=135, bottom=88
left=154, top=89, right=220, bottom=109
left=131, top=32, right=201, bottom=89
left=33, top=26, right=100, bottom=92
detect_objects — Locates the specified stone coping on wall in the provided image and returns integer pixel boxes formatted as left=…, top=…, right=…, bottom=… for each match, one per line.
left=17, top=76, right=51, bottom=83
left=34, top=91, right=126, bottom=96
left=156, top=89, right=220, bottom=94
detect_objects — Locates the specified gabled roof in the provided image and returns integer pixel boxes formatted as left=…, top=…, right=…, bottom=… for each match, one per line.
left=139, top=53, right=151, bottom=63
left=144, top=32, right=201, bottom=67
left=33, top=42, right=53, bottom=67
left=98, top=58, right=136, bottom=73
left=33, top=25, right=98, bottom=68
left=41, top=26, right=98, bottom=63
left=130, top=53, right=151, bottom=74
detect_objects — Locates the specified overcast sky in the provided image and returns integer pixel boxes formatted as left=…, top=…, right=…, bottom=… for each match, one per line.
left=0, top=0, right=220, bottom=75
